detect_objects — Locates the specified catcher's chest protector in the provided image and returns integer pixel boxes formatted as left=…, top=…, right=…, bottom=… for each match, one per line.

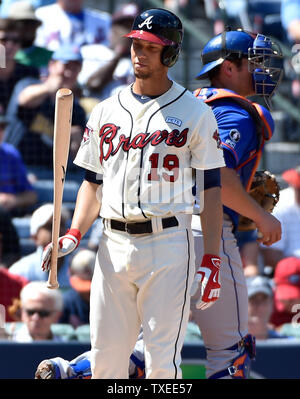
left=194, top=88, right=273, bottom=191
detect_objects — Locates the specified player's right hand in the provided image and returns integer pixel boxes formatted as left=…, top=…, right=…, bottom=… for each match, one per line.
left=41, top=228, right=81, bottom=272
left=190, top=254, right=221, bottom=310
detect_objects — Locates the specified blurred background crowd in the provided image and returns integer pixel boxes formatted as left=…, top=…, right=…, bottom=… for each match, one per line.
left=0, top=0, right=300, bottom=346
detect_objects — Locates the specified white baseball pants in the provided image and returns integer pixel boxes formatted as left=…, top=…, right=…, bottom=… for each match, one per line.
left=89, top=214, right=195, bottom=379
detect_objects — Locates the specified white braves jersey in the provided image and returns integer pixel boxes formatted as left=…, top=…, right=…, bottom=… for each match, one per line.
left=74, top=81, right=225, bottom=222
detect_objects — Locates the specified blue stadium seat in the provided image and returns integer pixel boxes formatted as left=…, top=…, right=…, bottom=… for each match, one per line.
left=19, top=238, right=36, bottom=255
left=27, top=166, right=84, bottom=182
left=27, top=167, right=53, bottom=180
left=33, top=180, right=80, bottom=204
left=51, top=324, right=77, bottom=341
left=12, top=217, right=31, bottom=238
left=74, top=324, right=90, bottom=342
left=280, top=323, right=300, bottom=339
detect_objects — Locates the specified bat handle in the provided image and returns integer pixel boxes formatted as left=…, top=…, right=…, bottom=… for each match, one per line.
left=47, top=240, right=60, bottom=289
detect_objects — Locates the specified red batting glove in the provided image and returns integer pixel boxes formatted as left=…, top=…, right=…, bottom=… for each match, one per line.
left=41, top=228, right=81, bottom=272
left=190, top=254, right=221, bottom=310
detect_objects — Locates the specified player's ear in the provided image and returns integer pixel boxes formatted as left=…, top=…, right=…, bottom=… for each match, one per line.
left=222, top=60, right=233, bottom=77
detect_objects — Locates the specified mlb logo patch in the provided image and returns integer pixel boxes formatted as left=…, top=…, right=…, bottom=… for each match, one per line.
left=165, top=116, right=182, bottom=127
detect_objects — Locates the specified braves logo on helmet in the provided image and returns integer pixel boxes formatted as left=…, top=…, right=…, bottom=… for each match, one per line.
left=138, top=16, right=154, bottom=30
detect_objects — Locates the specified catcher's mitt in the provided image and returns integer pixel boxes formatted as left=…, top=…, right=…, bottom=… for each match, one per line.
left=238, top=170, right=280, bottom=231
left=35, top=360, right=56, bottom=379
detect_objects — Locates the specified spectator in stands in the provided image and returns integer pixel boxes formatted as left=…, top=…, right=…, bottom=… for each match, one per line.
left=247, top=275, right=288, bottom=339
left=59, top=249, right=95, bottom=328
left=0, top=111, right=37, bottom=217
left=262, top=166, right=300, bottom=270
left=203, top=0, right=248, bottom=35
left=281, top=0, right=300, bottom=138
left=4, top=44, right=86, bottom=169
left=10, top=281, right=63, bottom=341
left=34, top=0, right=111, bottom=52
left=270, top=256, right=300, bottom=328
left=0, top=267, right=28, bottom=321
left=9, top=203, right=71, bottom=289
left=281, top=0, right=300, bottom=43
left=0, top=17, right=39, bottom=114
left=0, top=0, right=55, bottom=17
left=0, top=208, right=21, bottom=268
left=7, top=1, right=53, bottom=70
left=78, top=2, right=138, bottom=109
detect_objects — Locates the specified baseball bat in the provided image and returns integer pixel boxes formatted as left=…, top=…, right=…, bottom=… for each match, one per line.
left=47, top=88, right=73, bottom=289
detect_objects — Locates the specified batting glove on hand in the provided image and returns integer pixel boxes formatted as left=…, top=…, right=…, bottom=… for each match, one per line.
left=190, top=254, right=221, bottom=310
left=41, top=228, right=81, bottom=272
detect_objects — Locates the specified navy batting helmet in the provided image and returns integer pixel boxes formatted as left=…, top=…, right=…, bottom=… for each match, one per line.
left=124, top=8, right=183, bottom=67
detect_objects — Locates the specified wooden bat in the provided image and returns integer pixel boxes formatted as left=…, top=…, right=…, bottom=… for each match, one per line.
left=47, top=88, right=73, bottom=289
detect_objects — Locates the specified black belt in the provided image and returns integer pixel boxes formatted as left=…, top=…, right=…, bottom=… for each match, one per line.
left=105, top=216, right=178, bottom=234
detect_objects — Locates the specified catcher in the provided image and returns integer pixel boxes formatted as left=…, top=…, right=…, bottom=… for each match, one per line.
left=35, top=332, right=145, bottom=379
left=191, top=29, right=283, bottom=379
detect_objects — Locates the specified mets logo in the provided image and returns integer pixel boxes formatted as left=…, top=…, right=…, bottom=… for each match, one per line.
left=98, top=123, right=189, bottom=164
left=138, top=15, right=154, bottom=30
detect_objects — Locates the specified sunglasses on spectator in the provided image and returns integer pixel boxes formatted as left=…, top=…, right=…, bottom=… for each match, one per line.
left=25, top=309, right=53, bottom=318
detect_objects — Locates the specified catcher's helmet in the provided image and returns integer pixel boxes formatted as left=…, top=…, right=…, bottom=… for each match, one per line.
left=196, top=29, right=283, bottom=103
left=196, top=30, right=254, bottom=80
left=124, top=8, right=183, bottom=67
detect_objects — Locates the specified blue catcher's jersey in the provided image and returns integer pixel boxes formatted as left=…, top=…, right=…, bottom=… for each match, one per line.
left=194, top=87, right=274, bottom=228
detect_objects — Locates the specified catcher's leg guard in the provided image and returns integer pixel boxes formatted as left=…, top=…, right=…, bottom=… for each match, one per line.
left=70, top=358, right=92, bottom=379
left=208, top=334, right=256, bottom=379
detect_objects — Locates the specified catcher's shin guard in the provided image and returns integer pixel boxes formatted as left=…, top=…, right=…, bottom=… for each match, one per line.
left=208, top=334, right=256, bottom=379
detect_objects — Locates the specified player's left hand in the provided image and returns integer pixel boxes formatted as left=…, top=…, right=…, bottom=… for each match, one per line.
left=190, top=254, right=221, bottom=310
left=41, top=228, right=81, bottom=272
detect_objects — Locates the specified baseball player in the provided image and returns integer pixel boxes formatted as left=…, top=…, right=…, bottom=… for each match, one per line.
left=190, top=29, right=283, bottom=378
left=35, top=332, right=145, bottom=379
left=41, top=8, right=225, bottom=379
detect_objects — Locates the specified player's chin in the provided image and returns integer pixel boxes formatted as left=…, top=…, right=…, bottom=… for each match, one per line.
left=134, top=67, right=151, bottom=80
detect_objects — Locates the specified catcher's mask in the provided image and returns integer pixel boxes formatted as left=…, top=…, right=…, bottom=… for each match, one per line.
left=196, top=29, right=283, bottom=105
left=248, top=33, right=283, bottom=105
left=123, top=8, right=183, bottom=67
